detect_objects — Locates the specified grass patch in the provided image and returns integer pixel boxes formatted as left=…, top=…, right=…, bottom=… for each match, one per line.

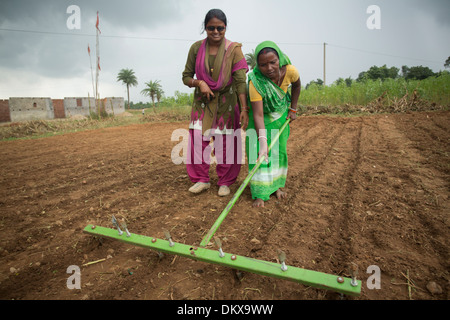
left=0, top=105, right=191, bottom=141
left=1, top=73, right=449, bottom=141
left=300, top=74, right=450, bottom=116
left=138, top=104, right=191, bottom=122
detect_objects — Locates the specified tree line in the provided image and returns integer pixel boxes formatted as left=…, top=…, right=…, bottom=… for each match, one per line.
left=244, top=50, right=450, bottom=90
left=306, top=58, right=450, bottom=89
left=116, top=68, right=164, bottom=110
left=117, top=55, right=449, bottom=108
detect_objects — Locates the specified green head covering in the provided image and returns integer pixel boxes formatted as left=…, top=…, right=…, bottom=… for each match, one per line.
left=249, top=41, right=291, bottom=118
left=254, top=40, right=291, bottom=72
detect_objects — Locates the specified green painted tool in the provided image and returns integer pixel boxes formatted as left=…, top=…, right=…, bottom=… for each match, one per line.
left=83, top=119, right=362, bottom=296
left=83, top=224, right=361, bottom=296
left=200, top=119, right=291, bottom=248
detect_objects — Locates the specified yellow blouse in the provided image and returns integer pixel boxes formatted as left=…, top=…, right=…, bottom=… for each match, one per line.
left=249, top=65, right=300, bottom=102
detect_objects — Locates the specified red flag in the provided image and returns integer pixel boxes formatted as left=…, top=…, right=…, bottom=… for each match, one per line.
left=98, top=58, right=101, bottom=71
left=95, top=11, right=101, bottom=33
left=87, top=44, right=90, bottom=55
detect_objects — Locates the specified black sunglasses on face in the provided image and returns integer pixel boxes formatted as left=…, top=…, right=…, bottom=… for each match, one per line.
left=206, top=26, right=226, bottom=32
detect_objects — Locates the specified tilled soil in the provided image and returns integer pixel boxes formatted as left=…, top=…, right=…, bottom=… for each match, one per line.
left=0, top=111, right=448, bottom=300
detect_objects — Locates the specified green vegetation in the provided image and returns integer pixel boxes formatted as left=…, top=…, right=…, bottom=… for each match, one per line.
left=0, top=106, right=190, bottom=141
left=301, top=61, right=450, bottom=113
left=130, top=91, right=193, bottom=110
left=300, top=71, right=450, bottom=109
left=117, top=68, right=138, bottom=109
left=1, top=63, right=448, bottom=141
left=245, top=49, right=256, bottom=70
left=298, top=61, right=450, bottom=112
left=141, top=80, right=164, bottom=109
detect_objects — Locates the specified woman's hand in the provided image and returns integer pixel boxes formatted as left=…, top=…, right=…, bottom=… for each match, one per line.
left=287, top=105, right=298, bottom=122
left=257, top=138, right=269, bottom=163
left=238, top=94, right=249, bottom=131
left=199, top=81, right=215, bottom=100
left=287, top=110, right=297, bottom=121
left=251, top=100, right=268, bottom=162
left=239, top=110, right=249, bottom=131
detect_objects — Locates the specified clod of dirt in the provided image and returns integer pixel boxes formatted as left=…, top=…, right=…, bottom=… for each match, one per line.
left=426, top=281, right=442, bottom=295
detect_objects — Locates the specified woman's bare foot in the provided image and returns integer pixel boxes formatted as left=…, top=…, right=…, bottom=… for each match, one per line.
left=253, top=198, right=264, bottom=207
left=276, top=189, right=287, bottom=200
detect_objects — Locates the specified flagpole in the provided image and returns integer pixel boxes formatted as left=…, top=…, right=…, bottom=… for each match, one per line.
left=88, top=45, right=95, bottom=106
left=95, top=30, right=99, bottom=113
left=95, top=11, right=100, bottom=114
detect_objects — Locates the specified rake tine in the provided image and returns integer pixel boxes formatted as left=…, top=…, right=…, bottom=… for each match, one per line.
left=277, top=249, right=288, bottom=272
left=111, top=215, right=123, bottom=236
left=214, top=237, right=225, bottom=258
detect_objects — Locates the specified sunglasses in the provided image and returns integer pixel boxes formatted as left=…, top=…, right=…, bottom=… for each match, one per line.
left=206, top=26, right=226, bottom=32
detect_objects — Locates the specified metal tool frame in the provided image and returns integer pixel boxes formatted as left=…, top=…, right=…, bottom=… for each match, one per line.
left=83, top=119, right=362, bottom=296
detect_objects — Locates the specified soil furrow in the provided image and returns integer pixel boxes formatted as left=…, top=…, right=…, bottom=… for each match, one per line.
left=0, top=113, right=448, bottom=300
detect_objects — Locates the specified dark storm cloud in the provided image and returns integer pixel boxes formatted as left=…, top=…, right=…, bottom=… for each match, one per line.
left=1, top=0, right=449, bottom=99
left=0, top=0, right=188, bottom=78
left=411, top=0, right=450, bottom=26
left=0, top=0, right=186, bottom=30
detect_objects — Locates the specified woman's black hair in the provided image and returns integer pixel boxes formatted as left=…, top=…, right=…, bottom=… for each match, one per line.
left=257, top=47, right=279, bottom=61
left=203, top=9, right=227, bottom=31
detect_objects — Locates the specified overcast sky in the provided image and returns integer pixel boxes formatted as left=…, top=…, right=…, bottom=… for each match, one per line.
left=0, top=0, right=449, bottom=103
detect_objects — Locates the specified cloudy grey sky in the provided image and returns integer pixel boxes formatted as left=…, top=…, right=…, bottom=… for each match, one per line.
left=0, top=0, right=449, bottom=103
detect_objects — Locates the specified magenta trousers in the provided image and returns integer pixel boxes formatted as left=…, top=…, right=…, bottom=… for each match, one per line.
left=186, top=129, right=242, bottom=187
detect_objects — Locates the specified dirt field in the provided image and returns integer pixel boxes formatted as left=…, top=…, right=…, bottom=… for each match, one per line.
left=0, top=111, right=448, bottom=300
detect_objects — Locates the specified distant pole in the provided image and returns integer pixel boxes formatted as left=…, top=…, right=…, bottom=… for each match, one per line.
left=95, top=11, right=101, bottom=114
left=323, top=42, right=326, bottom=86
left=88, top=45, right=95, bottom=103
left=95, top=26, right=99, bottom=113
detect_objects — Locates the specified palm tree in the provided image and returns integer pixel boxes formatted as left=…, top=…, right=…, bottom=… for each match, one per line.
left=117, top=68, right=138, bottom=109
left=141, top=80, right=162, bottom=110
left=156, top=87, right=164, bottom=104
left=245, top=50, right=257, bottom=70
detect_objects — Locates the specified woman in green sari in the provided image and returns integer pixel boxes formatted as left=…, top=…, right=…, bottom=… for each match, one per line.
left=245, top=41, right=301, bottom=207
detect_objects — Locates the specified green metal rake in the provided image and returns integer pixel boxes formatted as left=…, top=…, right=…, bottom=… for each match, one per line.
left=83, top=119, right=362, bottom=296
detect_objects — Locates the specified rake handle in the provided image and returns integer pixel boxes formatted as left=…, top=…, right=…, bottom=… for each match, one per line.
left=200, top=118, right=291, bottom=247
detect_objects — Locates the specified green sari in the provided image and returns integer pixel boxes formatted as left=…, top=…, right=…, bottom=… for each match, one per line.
left=245, top=41, right=292, bottom=201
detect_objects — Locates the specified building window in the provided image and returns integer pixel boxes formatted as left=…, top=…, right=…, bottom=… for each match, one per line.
left=77, top=98, right=82, bottom=107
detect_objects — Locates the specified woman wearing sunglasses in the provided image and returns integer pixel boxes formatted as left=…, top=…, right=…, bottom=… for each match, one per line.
left=182, top=9, right=249, bottom=197
left=245, top=41, right=301, bottom=207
